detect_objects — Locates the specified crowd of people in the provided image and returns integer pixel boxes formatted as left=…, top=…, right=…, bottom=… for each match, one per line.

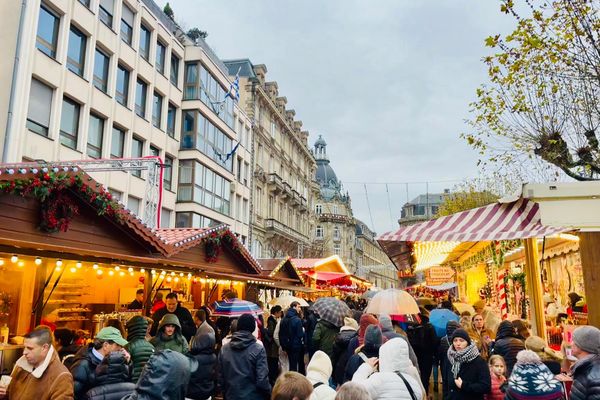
left=0, top=292, right=599, bottom=400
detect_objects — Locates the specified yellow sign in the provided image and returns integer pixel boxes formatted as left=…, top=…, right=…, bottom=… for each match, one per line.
left=426, top=266, right=455, bottom=285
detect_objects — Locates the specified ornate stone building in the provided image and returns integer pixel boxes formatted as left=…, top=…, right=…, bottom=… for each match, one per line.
left=355, top=219, right=397, bottom=288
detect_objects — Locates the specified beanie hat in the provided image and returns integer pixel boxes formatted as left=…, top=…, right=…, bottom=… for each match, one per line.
left=573, top=325, right=600, bottom=355
left=306, top=350, right=332, bottom=383
left=237, top=313, right=256, bottom=333
left=364, top=324, right=383, bottom=348
left=378, top=315, right=394, bottom=332
left=525, top=336, right=563, bottom=361
left=358, top=314, right=379, bottom=345
left=506, top=350, right=563, bottom=400
left=451, top=328, right=472, bottom=345
left=343, top=316, right=359, bottom=331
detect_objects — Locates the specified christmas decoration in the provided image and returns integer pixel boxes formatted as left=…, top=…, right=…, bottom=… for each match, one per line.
left=203, top=229, right=243, bottom=263
left=497, top=269, right=508, bottom=320
left=0, top=291, right=13, bottom=324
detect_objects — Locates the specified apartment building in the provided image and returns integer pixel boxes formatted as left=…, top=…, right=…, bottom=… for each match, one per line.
left=224, top=59, right=317, bottom=258
left=354, top=219, right=389, bottom=268
left=0, top=0, right=252, bottom=238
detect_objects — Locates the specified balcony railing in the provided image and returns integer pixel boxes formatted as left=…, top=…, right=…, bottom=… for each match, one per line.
left=264, top=218, right=309, bottom=243
left=319, top=213, right=354, bottom=224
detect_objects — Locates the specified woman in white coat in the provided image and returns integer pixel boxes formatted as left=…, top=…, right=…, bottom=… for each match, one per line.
left=306, top=350, right=337, bottom=400
left=352, top=337, right=426, bottom=400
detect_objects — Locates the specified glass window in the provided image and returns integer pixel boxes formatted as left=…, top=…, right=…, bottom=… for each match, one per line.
left=111, top=126, right=124, bottom=158
left=78, top=0, right=90, bottom=7
left=99, top=0, right=114, bottom=28
left=87, top=113, right=104, bottom=158
left=166, top=103, right=176, bottom=138
left=316, top=225, right=324, bottom=238
left=93, top=48, right=110, bottom=93
left=131, top=136, right=143, bottom=177
left=139, top=24, right=151, bottom=61
left=36, top=5, right=60, bottom=58
left=127, top=195, right=140, bottom=215
left=164, top=156, right=173, bottom=191
left=116, top=64, right=129, bottom=106
left=149, top=145, right=159, bottom=157
left=155, top=41, right=166, bottom=74
left=170, top=53, right=179, bottom=86
left=67, top=26, right=86, bottom=76
left=60, top=97, right=80, bottom=149
left=120, top=4, right=134, bottom=44
left=160, top=208, right=171, bottom=228
left=184, top=63, right=198, bottom=99
left=135, top=79, right=147, bottom=118
left=152, top=91, right=163, bottom=128
left=26, top=79, right=53, bottom=137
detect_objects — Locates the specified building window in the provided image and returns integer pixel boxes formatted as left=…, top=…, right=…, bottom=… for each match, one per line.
left=333, top=243, right=341, bottom=256
left=149, top=145, right=159, bottom=157
left=67, top=25, right=86, bottom=76
left=108, top=188, right=122, bottom=201
left=78, top=0, right=90, bottom=7
left=131, top=136, right=143, bottom=177
left=184, top=63, right=198, bottom=99
left=111, top=126, right=124, bottom=158
left=120, top=4, right=134, bottom=45
left=116, top=64, right=129, bottom=106
left=127, top=195, right=140, bottom=215
left=164, top=156, right=173, bottom=191
left=270, top=119, right=276, bottom=138
left=139, top=23, right=151, bottom=61
left=36, top=5, right=60, bottom=58
left=268, top=195, right=274, bottom=218
left=180, top=110, right=234, bottom=171
left=135, top=79, right=147, bottom=118
left=170, top=53, right=180, bottom=86
left=26, top=79, right=53, bottom=137
left=160, top=208, right=171, bottom=228
left=93, top=48, right=110, bottom=93
left=332, top=205, right=339, bottom=214
left=155, top=41, right=166, bottom=74
left=316, top=225, right=324, bottom=239
left=60, top=97, right=80, bottom=149
left=177, top=160, right=231, bottom=215
left=98, top=0, right=114, bottom=28
left=87, top=113, right=104, bottom=158
left=414, top=205, right=425, bottom=216
left=315, top=204, right=322, bottom=215
left=166, top=103, right=176, bottom=138
left=152, top=92, right=163, bottom=128
left=175, top=212, right=216, bottom=229
left=333, top=225, right=341, bottom=240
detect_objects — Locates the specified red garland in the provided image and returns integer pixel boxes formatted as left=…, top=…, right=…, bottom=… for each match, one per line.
left=39, top=191, right=79, bottom=233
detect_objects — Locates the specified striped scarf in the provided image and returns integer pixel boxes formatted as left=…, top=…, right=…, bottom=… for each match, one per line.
left=447, top=343, right=480, bottom=379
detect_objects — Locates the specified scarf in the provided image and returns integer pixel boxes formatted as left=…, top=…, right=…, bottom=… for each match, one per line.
left=447, top=343, right=480, bottom=379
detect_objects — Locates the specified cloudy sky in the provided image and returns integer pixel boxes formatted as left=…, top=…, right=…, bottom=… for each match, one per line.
left=158, top=0, right=516, bottom=234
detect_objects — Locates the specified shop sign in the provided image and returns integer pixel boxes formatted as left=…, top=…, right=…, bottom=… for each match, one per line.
left=426, top=266, right=455, bottom=285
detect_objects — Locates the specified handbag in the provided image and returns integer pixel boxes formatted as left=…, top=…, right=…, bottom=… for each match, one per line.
left=395, top=371, right=417, bottom=400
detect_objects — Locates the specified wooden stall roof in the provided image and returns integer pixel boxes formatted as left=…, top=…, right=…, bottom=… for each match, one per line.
left=257, top=257, right=305, bottom=286
left=291, top=255, right=350, bottom=274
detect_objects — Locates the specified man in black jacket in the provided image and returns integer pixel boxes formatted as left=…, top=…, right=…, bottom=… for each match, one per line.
left=279, top=302, right=305, bottom=373
left=150, top=292, right=195, bottom=341
left=266, top=305, right=283, bottom=385
left=570, top=325, right=600, bottom=400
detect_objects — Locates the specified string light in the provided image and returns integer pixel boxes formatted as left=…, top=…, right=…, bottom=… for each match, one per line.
left=161, top=270, right=166, bottom=275
left=140, top=268, right=145, bottom=273
left=93, top=264, right=99, bottom=270
left=17, top=261, right=24, bottom=267
left=114, top=266, right=120, bottom=271
left=97, top=269, right=103, bottom=275
left=170, top=272, right=175, bottom=277
left=179, top=272, right=184, bottom=277
left=108, top=270, right=114, bottom=276
left=0, top=260, right=4, bottom=266
left=119, top=271, right=125, bottom=277
left=128, top=267, right=134, bottom=273
left=166, top=277, right=172, bottom=282
left=174, top=277, right=179, bottom=282
left=56, top=259, right=63, bottom=267
left=70, top=267, right=76, bottom=273
left=76, top=261, right=82, bottom=269
left=10, top=255, right=18, bottom=263
left=187, top=273, right=192, bottom=279
left=35, top=257, right=42, bottom=265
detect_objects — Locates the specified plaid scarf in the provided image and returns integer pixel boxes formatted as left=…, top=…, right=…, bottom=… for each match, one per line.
left=447, top=343, right=480, bottom=379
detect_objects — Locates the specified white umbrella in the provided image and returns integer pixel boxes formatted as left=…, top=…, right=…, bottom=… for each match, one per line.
left=269, top=295, right=309, bottom=309
left=364, top=288, right=420, bottom=316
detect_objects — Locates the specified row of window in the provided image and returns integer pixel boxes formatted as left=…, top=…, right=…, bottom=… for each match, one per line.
left=315, top=204, right=340, bottom=215
left=181, top=110, right=235, bottom=171
left=315, top=225, right=341, bottom=239
left=177, top=160, right=231, bottom=216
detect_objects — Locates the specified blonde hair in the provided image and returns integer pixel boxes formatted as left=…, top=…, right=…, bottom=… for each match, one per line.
left=489, top=355, right=506, bottom=369
left=271, top=371, right=313, bottom=400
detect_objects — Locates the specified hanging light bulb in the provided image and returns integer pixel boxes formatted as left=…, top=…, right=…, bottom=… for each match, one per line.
left=0, top=260, right=4, bottom=266
left=140, top=268, right=146, bottom=273
left=187, top=273, right=192, bottom=279
left=174, top=277, right=179, bottom=282
left=114, top=266, right=120, bottom=271
left=56, top=259, right=63, bottom=267
left=151, top=269, right=156, bottom=275
left=35, top=257, right=42, bottom=265
left=10, top=255, right=18, bottom=263
left=166, top=276, right=172, bottom=282
left=17, top=261, right=24, bottom=267
left=70, top=267, right=76, bottom=273
left=119, top=271, right=125, bottom=277
left=129, top=272, right=134, bottom=276
left=161, top=270, right=166, bottom=275
left=170, top=272, right=175, bottom=277
left=76, top=261, right=82, bottom=269
left=108, top=270, right=114, bottom=276
left=179, top=272, right=184, bottom=277
left=97, top=269, right=103, bottom=275
left=128, top=267, right=133, bottom=273
left=92, top=264, right=99, bottom=270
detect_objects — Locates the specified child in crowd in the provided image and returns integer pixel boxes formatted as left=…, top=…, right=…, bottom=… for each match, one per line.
left=485, top=355, right=507, bottom=400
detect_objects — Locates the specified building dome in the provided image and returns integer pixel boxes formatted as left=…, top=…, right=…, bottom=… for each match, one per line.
left=314, top=135, right=347, bottom=202
left=315, top=163, right=338, bottom=187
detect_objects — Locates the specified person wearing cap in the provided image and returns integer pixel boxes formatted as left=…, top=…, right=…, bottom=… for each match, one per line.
left=445, top=328, right=491, bottom=400
left=524, top=335, right=563, bottom=375
left=218, top=313, right=271, bottom=400
left=569, top=325, right=600, bottom=400
left=69, top=326, right=129, bottom=400
left=505, top=350, right=563, bottom=400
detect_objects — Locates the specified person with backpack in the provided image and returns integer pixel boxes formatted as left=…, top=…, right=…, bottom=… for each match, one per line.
left=332, top=317, right=358, bottom=386
left=306, top=351, right=337, bottom=400
left=344, top=325, right=383, bottom=383
left=279, top=301, right=305, bottom=373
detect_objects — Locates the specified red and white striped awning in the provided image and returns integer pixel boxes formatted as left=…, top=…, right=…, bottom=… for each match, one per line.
left=379, top=198, right=567, bottom=244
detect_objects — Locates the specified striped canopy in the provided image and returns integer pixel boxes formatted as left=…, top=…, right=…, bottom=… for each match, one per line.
left=212, top=298, right=262, bottom=317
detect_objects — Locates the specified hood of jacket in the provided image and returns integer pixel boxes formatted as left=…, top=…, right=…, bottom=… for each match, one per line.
left=135, top=350, right=198, bottom=400
left=378, top=337, right=412, bottom=373
left=496, top=320, right=517, bottom=340
left=285, top=307, right=300, bottom=319
left=190, top=322, right=216, bottom=355
left=341, top=316, right=359, bottom=331
left=307, top=350, right=332, bottom=383
left=379, top=315, right=394, bottom=333
left=446, top=320, right=461, bottom=337
left=229, top=330, right=257, bottom=350
left=95, top=351, right=130, bottom=386
left=158, top=313, right=182, bottom=332
left=127, top=315, right=149, bottom=341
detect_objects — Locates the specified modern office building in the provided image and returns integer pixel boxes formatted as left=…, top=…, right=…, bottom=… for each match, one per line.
left=398, top=191, right=450, bottom=226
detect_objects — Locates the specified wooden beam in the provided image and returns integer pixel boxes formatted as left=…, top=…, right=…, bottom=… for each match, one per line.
left=576, top=232, right=600, bottom=327
left=524, top=238, right=547, bottom=340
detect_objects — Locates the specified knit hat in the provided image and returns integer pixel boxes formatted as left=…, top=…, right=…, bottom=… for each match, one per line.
left=525, top=336, right=563, bottom=361
left=343, top=316, right=359, bottom=331
left=237, top=313, right=256, bottom=333
left=364, top=324, right=383, bottom=348
left=306, top=350, right=332, bottom=383
left=451, top=328, right=472, bottom=345
left=573, top=325, right=600, bottom=355
left=378, top=314, right=394, bottom=332
left=506, top=350, right=563, bottom=400
left=358, top=314, right=379, bottom=345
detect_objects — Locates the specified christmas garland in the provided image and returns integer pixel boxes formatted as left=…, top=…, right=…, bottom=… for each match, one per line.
left=0, top=172, right=123, bottom=233
left=203, top=230, right=241, bottom=263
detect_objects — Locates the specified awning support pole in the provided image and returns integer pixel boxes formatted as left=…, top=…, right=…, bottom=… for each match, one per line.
left=524, top=237, right=546, bottom=341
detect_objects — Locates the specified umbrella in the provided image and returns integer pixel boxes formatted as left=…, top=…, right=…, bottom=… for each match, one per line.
left=269, top=295, right=309, bottom=309
left=417, top=297, right=437, bottom=308
left=429, top=308, right=460, bottom=337
left=361, top=288, right=381, bottom=300
left=212, top=298, right=262, bottom=317
left=311, top=297, right=351, bottom=327
left=364, top=288, right=420, bottom=316
left=453, top=302, right=476, bottom=316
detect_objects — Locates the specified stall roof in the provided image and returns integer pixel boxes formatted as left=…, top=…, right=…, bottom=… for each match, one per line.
left=257, top=257, right=305, bottom=285
left=291, top=255, right=350, bottom=274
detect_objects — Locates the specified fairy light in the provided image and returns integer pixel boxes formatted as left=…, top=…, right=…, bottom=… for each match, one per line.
left=17, top=261, right=24, bottom=267
left=93, top=264, right=99, bottom=270
left=70, top=267, right=76, bottom=273
left=140, top=268, right=146, bottom=273
left=97, top=269, right=103, bottom=275
left=35, top=257, right=42, bottom=265
left=76, top=261, right=82, bottom=269
left=56, top=259, right=63, bottom=267
left=128, top=267, right=134, bottom=273
left=10, top=255, right=18, bottom=263
left=108, top=270, right=114, bottom=276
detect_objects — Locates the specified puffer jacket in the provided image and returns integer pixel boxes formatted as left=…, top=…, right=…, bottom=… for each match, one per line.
left=491, top=321, right=525, bottom=375
left=307, top=351, right=337, bottom=400
left=69, top=343, right=104, bottom=400
left=150, top=313, right=189, bottom=354
left=85, top=351, right=135, bottom=400
left=570, top=354, right=600, bottom=400
left=265, top=315, right=279, bottom=359
left=125, top=316, right=155, bottom=382
left=352, top=338, right=425, bottom=400
left=187, top=322, right=217, bottom=400
left=122, top=350, right=198, bottom=400
left=332, top=328, right=357, bottom=384
left=219, top=330, right=271, bottom=400
left=312, top=319, right=339, bottom=359
left=380, top=315, right=419, bottom=368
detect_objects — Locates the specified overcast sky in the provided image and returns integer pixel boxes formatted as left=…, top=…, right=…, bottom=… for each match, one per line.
left=158, top=0, right=516, bottom=234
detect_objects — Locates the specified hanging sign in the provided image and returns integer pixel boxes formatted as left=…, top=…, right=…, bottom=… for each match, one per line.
left=426, top=266, right=455, bottom=285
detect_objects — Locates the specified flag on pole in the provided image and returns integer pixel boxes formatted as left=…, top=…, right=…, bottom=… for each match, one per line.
left=225, top=67, right=241, bottom=102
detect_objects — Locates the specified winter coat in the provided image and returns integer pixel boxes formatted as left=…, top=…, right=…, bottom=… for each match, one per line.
left=483, top=371, right=506, bottom=400
left=121, top=350, right=198, bottom=400
left=307, top=351, right=337, bottom=400
left=279, top=308, right=304, bottom=352
left=7, top=345, right=74, bottom=400
left=84, top=352, right=135, bottom=400
left=332, top=328, right=357, bottom=385
left=150, top=303, right=196, bottom=341
left=406, top=321, right=438, bottom=387
left=352, top=338, right=425, bottom=400
left=379, top=317, right=419, bottom=368
left=491, top=322, right=525, bottom=376
left=69, top=344, right=104, bottom=400
left=125, top=316, right=155, bottom=382
left=444, top=352, right=491, bottom=400
left=312, top=319, right=339, bottom=359
left=570, top=354, right=600, bottom=400
left=219, top=330, right=271, bottom=400
left=187, top=322, right=217, bottom=400
left=439, top=321, right=461, bottom=400
left=305, top=310, right=319, bottom=356
left=345, top=343, right=380, bottom=383
left=150, top=313, right=189, bottom=354
left=265, top=315, right=279, bottom=359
